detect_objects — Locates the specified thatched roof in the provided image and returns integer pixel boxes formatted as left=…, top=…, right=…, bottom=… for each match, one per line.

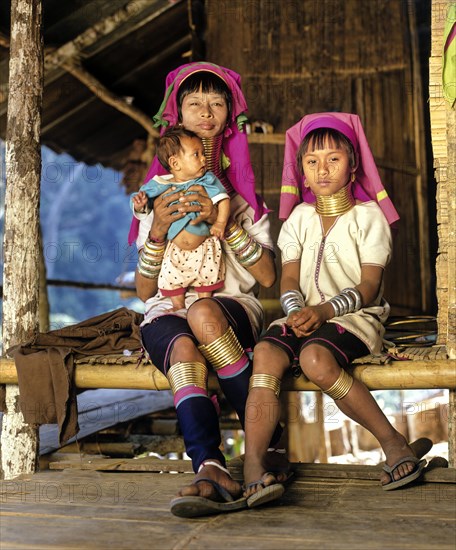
left=0, top=0, right=201, bottom=170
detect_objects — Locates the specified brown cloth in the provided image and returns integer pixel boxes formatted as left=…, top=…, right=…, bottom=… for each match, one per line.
left=5, top=307, right=144, bottom=445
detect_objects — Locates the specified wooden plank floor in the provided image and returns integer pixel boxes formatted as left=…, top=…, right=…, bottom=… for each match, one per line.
left=1, top=461, right=455, bottom=550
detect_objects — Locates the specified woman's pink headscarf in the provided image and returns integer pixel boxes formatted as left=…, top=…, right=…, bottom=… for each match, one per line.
left=128, top=62, right=264, bottom=245
left=279, top=112, right=400, bottom=226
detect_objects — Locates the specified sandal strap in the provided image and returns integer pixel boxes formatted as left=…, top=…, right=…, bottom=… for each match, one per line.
left=194, top=477, right=234, bottom=503
left=267, top=447, right=286, bottom=454
left=244, top=471, right=278, bottom=491
left=382, top=455, right=422, bottom=475
left=198, top=460, right=231, bottom=476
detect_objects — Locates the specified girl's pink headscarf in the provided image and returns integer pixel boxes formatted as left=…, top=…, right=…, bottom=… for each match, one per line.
left=279, top=112, right=399, bottom=226
left=128, top=62, right=264, bottom=245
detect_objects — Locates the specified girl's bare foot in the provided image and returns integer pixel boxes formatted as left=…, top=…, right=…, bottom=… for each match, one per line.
left=264, top=448, right=291, bottom=483
left=243, top=456, right=279, bottom=498
left=380, top=433, right=418, bottom=487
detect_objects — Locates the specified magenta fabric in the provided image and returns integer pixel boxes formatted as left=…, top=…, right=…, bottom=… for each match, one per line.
left=128, top=62, right=264, bottom=245
left=279, top=112, right=400, bottom=226
left=173, top=386, right=208, bottom=408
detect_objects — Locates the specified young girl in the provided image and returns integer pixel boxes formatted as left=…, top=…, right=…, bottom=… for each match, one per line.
left=242, top=112, right=432, bottom=508
left=131, top=127, right=230, bottom=311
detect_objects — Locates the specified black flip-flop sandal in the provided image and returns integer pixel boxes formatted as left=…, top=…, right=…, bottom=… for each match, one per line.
left=381, top=437, right=432, bottom=491
left=170, top=478, right=248, bottom=518
left=245, top=472, right=286, bottom=508
left=382, top=457, right=427, bottom=491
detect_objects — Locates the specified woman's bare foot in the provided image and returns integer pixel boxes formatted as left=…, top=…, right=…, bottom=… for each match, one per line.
left=178, top=460, right=242, bottom=500
left=380, top=433, right=418, bottom=487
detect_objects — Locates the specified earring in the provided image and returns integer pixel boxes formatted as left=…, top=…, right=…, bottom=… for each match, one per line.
left=351, top=172, right=356, bottom=183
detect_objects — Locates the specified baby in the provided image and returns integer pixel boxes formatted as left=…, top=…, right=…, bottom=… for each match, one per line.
left=131, top=126, right=230, bottom=310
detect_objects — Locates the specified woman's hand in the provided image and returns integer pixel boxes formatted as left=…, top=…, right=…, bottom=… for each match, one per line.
left=179, top=184, right=219, bottom=226
left=286, top=304, right=332, bottom=337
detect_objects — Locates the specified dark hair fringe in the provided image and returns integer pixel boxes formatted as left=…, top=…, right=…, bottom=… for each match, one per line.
left=297, top=128, right=356, bottom=175
left=176, top=71, right=232, bottom=122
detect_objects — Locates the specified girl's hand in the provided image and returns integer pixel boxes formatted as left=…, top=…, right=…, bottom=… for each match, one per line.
left=179, top=184, right=219, bottom=225
left=149, top=187, right=183, bottom=241
left=287, top=304, right=331, bottom=337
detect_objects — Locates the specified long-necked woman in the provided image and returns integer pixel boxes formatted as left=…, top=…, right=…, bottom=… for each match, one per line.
left=130, top=62, right=284, bottom=518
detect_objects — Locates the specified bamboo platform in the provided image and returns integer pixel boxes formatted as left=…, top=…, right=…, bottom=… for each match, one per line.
left=1, top=458, right=454, bottom=550
left=0, top=345, right=455, bottom=391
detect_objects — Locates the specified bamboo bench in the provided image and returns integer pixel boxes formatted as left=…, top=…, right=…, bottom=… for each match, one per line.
left=1, top=347, right=455, bottom=466
left=1, top=347, right=455, bottom=392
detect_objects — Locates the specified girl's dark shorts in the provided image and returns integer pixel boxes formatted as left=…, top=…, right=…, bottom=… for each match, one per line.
left=260, top=322, right=369, bottom=369
left=140, top=297, right=256, bottom=375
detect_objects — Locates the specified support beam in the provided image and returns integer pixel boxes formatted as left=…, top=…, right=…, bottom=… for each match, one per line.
left=0, top=0, right=181, bottom=117
left=61, top=59, right=159, bottom=138
left=0, top=29, right=166, bottom=138
left=43, top=0, right=172, bottom=74
left=40, top=35, right=191, bottom=135
left=1, top=0, right=43, bottom=480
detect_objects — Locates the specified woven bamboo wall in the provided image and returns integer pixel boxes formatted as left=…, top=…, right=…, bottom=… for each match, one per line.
left=429, top=0, right=456, bottom=354
left=206, top=0, right=431, bottom=318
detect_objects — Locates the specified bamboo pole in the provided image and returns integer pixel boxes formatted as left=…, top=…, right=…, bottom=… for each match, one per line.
left=1, top=0, right=43, bottom=480
left=429, top=0, right=456, bottom=467
left=0, top=357, right=455, bottom=391
left=406, top=0, right=430, bottom=312
left=446, top=99, right=456, bottom=466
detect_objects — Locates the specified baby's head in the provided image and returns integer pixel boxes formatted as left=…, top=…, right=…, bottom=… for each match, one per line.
left=297, top=128, right=356, bottom=176
left=157, top=126, right=206, bottom=182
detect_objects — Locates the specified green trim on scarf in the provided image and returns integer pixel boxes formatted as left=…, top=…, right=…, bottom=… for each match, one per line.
left=236, top=113, right=248, bottom=132
left=153, top=82, right=174, bottom=128
left=221, top=151, right=230, bottom=170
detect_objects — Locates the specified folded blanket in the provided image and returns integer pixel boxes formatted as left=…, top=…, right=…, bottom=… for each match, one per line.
left=5, top=307, right=143, bottom=444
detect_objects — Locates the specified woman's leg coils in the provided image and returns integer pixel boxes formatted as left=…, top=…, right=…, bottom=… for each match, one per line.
left=197, top=325, right=249, bottom=377
left=198, top=325, right=251, bottom=428
left=167, top=361, right=208, bottom=407
left=166, top=360, right=225, bottom=470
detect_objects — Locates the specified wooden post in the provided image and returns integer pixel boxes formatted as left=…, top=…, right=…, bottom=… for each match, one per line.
left=38, top=227, right=49, bottom=332
left=1, top=0, right=43, bottom=479
left=429, top=0, right=456, bottom=467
